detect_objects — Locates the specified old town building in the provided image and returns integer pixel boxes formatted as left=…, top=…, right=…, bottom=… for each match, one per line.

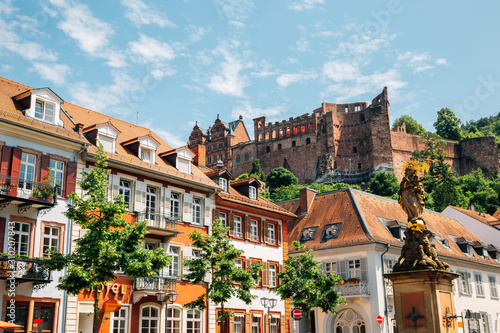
left=190, top=88, right=498, bottom=184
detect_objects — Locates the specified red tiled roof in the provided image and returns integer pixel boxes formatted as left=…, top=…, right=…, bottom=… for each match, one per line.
left=450, top=205, right=500, bottom=228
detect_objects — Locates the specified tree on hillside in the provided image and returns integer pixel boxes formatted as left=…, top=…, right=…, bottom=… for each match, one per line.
left=183, top=220, right=261, bottom=333
left=433, top=108, right=464, bottom=141
left=269, top=183, right=360, bottom=203
left=267, top=167, right=298, bottom=190
left=274, top=241, right=344, bottom=333
left=235, top=173, right=250, bottom=180
left=369, top=172, right=399, bottom=197
left=44, top=145, right=170, bottom=333
left=459, top=169, right=499, bottom=214
left=250, top=158, right=266, bottom=181
left=392, top=115, right=426, bottom=136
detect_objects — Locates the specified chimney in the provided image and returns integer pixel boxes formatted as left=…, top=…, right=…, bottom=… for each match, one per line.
left=75, top=123, right=84, bottom=133
left=299, top=188, right=317, bottom=216
left=192, top=145, right=206, bottom=168
left=468, top=203, right=475, bottom=211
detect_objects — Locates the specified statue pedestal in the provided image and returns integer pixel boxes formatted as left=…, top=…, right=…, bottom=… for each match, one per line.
left=385, top=270, right=459, bottom=333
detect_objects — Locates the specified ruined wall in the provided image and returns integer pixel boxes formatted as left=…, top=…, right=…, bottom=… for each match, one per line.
left=459, top=136, right=499, bottom=177
left=231, top=142, right=257, bottom=177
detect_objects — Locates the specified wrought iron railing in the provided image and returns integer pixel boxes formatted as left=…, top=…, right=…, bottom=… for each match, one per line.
left=0, top=174, right=57, bottom=204
left=0, top=256, right=51, bottom=283
left=136, top=209, right=180, bottom=231
left=335, top=281, right=369, bottom=295
left=134, top=276, right=177, bottom=291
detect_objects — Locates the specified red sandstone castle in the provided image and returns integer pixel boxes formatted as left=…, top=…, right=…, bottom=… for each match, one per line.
left=188, top=88, right=498, bottom=184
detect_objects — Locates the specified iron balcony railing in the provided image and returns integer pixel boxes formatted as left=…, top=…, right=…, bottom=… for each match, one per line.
left=134, top=276, right=177, bottom=292
left=0, top=174, right=58, bottom=204
left=335, top=281, right=369, bottom=296
left=136, top=209, right=180, bottom=231
left=0, top=256, right=51, bottom=283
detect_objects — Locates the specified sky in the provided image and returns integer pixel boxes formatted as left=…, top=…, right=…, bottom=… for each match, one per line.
left=1, top=0, right=500, bottom=147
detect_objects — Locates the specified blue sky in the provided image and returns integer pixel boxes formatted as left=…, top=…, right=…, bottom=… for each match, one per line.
left=1, top=0, right=500, bottom=147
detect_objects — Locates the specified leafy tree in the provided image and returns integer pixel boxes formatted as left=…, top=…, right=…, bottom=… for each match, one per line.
left=235, top=173, right=250, bottom=180
left=183, top=220, right=261, bottom=333
left=267, top=167, right=298, bottom=190
left=269, top=183, right=360, bottom=203
left=274, top=241, right=344, bottom=333
left=433, top=108, right=464, bottom=141
left=250, top=158, right=266, bottom=181
left=459, top=169, right=499, bottom=213
left=392, top=115, right=426, bottom=136
left=369, top=172, right=399, bottom=197
left=44, top=145, right=170, bottom=333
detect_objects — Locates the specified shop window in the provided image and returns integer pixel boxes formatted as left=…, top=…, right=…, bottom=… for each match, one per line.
left=140, top=306, right=160, bottom=333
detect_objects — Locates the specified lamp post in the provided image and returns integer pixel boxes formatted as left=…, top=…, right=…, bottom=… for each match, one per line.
left=260, top=297, right=278, bottom=333
left=156, top=291, right=178, bottom=333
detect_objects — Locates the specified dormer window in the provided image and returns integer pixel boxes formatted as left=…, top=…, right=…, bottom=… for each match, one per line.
left=435, top=236, right=451, bottom=249
left=160, top=147, right=195, bottom=174
left=378, top=217, right=406, bottom=242
left=141, top=148, right=153, bottom=162
left=94, top=123, right=120, bottom=154
left=35, top=100, right=54, bottom=122
left=13, top=87, right=64, bottom=126
left=219, top=178, right=228, bottom=192
left=249, top=186, right=257, bottom=200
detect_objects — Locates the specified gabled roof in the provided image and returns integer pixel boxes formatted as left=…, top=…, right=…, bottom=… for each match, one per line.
left=83, top=121, right=122, bottom=134
left=230, top=176, right=261, bottom=188
left=449, top=205, right=500, bottom=228
left=204, top=167, right=234, bottom=179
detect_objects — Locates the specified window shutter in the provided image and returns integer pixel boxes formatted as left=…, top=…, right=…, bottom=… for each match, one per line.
left=228, top=213, right=235, bottom=237
left=277, top=223, right=282, bottom=246
left=135, top=181, right=147, bottom=212
left=213, top=209, right=220, bottom=222
left=360, top=258, right=367, bottom=281
left=260, top=220, right=265, bottom=243
left=467, top=272, right=472, bottom=294
left=280, top=315, right=286, bottom=333
left=183, top=193, right=193, bottom=222
left=229, top=313, right=235, bottom=333
left=245, top=258, right=252, bottom=272
left=245, top=216, right=251, bottom=241
left=279, top=264, right=284, bottom=286
left=338, top=260, right=346, bottom=280
left=488, top=314, right=494, bottom=332
left=10, top=147, right=22, bottom=178
left=164, top=187, right=171, bottom=215
left=182, top=246, right=192, bottom=276
left=263, top=220, right=269, bottom=244
left=110, top=174, right=120, bottom=199
left=204, top=196, right=212, bottom=226
left=262, top=262, right=269, bottom=287
left=245, top=313, right=251, bottom=333
left=40, top=155, right=50, bottom=180
left=65, top=161, right=77, bottom=197
left=0, top=217, right=6, bottom=252
left=0, top=145, right=12, bottom=175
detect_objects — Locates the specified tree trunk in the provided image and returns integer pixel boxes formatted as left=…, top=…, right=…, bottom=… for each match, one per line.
left=306, top=309, right=312, bottom=333
left=93, top=286, right=100, bottom=333
left=220, top=302, right=225, bottom=333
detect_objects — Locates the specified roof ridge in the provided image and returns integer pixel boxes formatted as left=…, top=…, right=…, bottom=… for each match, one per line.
left=0, top=76, right=34, bottom=90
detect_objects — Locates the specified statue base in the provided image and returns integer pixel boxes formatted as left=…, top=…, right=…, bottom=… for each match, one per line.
left=384, top=270, right=459, bottom=333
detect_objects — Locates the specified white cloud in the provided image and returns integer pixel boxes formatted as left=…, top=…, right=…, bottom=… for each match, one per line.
left=207, top=45, right=248, bottom=97
left=397, top=51, right=435, bottom=73
left=121, top=0, right=175, bottom=27
left=0, top=0, right=16, bottom=14
left=32, top=63, right=71, bottom=84
left=296, top=39, right=310, bottom=52
left=129, top=34, right=176, bottom=64
left=213, top=0, right=253, bottom=27
left=288, top=0, right=325, bottom=11
left=187, top=25, right=207, bottom=42
left=183, top=84, right=204, bottom=93
left=436, top=58, right=448, bottom=66
left=231, top=101, right=286, bottom=123
left=142, top=121, right=185, bottom=148
left=322, top=61, right=361, bottom=82
left=277, top=71, right=318, bottom=88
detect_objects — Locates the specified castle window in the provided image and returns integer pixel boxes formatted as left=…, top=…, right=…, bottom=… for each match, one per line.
left=309, top=123, right=313, bottom=130
left=294, top=126, right=298, bottom=134
left=244, top=153, right=249, bottom=161
left=353, top=146, right=357, bottom=154
left=301, top=125, right=305, bottom=132
left=225, top=142, right=228, bottom=147
left=292, top=141, right=296, bottom=147
left=265, top=132, right=269, bottom=140
left=278, top=144, right=282, bottom=150
left=355, top=106, right=360, bottom=112
left=345, top=107, right=348, bottom=113
left=360, top=114, right=365, bottom=122
left=286, top=127, right=290, bottom=135
left=236, top=155, right=241, bottom=163
left=316, top=112, right=320, bottom=117
left=357, top=163, right=361, bottom=169
left=207, top=146, right=211, bottom=152
left=279, top=128, right=283, bottom=137
left=207, top=157, right=211, bottom=164
left=219, top=143, right=223, bottom=149
left=272, top=130, right=276, bottom=139
left=266, top=146, right=271, bottom=153
left=306, top=138, right=311, bottom=144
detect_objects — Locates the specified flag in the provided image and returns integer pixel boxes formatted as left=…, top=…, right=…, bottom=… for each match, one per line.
left=137, top=111, right=139, bottom=122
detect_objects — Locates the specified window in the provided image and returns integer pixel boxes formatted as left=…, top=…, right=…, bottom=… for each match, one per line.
left=234, top=314, right=244, bottom=333
left=140, top=306, right=159, bottom=333
left=348, top=259, right=361, bottom=279
left=249, top=186, right=257, bottom=200
left=219, top=178, right=228, bottom=192
left=475, top=272, right=484, bottom=296
left=193, top=198, right=202, bottom=224
left=359, top=114, right=365, bottom=122
left=50, top=159, right=64, bottom=195
left=268, top=224, right=276, bottom=245
left=234, top=216, right=243, bottom=238
left=34, top=100, right=54, bottom=122
left=13, top=222, right=30, bottom=256
left=309, top=123, right=313, bottom=130
left=270, top=317, right=279, bottom=333
left=286, top=127, right=290, bottom=135
left=112, top=307, right=129, bottom=333
left=277, top=144, right=282, bottom=151
left=186, top=309, right=202, bottom=333
left=489, top=275, right=498, bottom=298
left=171, top=192, right=180, bottom=217
left=357, top=163, right=361, bottom=170
left=207, top=157, right=211, bottom=164
left=146, top=187, right=157, bottom=219
left=119, top=180, right=131, bottom=209
left=353, top=146, right=357, bottom=154
left=43, top=226, right=59, bottom=257
left=345, top=107, right=349, bottom=113
left=269, top=264, right=277, bottom=287
left=220, top=212, right=227, bottom=228
left=279, top=129, right=283, bottom=137
left=244, top=154, right=249, bottom=161
left=306, top=138, right=311, bottom=144
left=167, top=307, right=181, bottom=333
left=141, top=148, right=154, bottom=163
left=355, top=106, right=360, bottom=112
left=251, top=220, right=259, bottom=241
left=219, top=143, right=223, bottom=149
left=383, top=259, right=394, bottom=273
left=458, top=271, right=471, bottom=294
left=301, top=125, right=305, bottom=132
left=236, top=155, right=241, bottom=163
left=292, top=141, right=296, bottom=147
left=266, top=146, right=270, bottom=153
left=168, top=246, right=180, bottom=277
left=20, top=153, right=36, bottom=190
left=325, top=261, right=337, bottom=275
left=252, top=315, right=261, bottom=333
left=235, top=258, right=243, bottom=269
left=294, top=126, right=298, bottom=134
left=99, top=135, right=115, bottom=153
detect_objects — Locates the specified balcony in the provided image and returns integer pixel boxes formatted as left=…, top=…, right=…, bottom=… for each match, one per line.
left=0, top=174, right=57, bottom=215
left=0, top=256, right=52, bottom=290
left=335, top=281, right=370, bottom=302
left=132, top=275, right=177, bottom=303
left=136, top=210, right=180, bottom=237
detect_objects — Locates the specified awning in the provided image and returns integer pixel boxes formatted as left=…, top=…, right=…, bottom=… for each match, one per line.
left=272, top=314, right=281, bottom=319
left=234, top=313, right=245, bottom=318
left=252, top=313, right=262, bottom=318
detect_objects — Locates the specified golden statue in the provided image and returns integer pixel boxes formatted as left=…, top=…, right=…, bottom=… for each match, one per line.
left=398, top=161, right=428, bottom=231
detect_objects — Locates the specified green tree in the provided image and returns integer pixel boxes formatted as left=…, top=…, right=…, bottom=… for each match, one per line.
left=44, top=145, right=170, bottom=333
left=250, top=158, right=266, bottom=181
left=459, top=169, right=499, bottom=213
left=369, top=172, right=399, bottom=197
left=392, top=115, right=426, bottom=136
left=235, top=173, right=250, bottom=180
left=267, top=167, right=298, bottom=190
left=274, top=241, right=343, bottom=333
left=433, top=108, right=464, bottom=141
left=183, top=220, right=261, bottom=333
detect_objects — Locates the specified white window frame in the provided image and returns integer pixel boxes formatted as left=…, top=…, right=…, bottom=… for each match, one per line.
left=250, top=220, right=259, bottom=241
left=43, top=226, right=60, bottom=257
left=50, top=159, right=64, bottom=196
left=13, top=222, right=30, bottom=256
left=146, top=187, right=157, bottom=219
left=348, top=259, right=361, bottom=279
left=234, top=313, right=244, bottom=333
left=20, top=153, right=36, bottom=190
left=168, top=246, right=180, bottom=277
left=111, top=306, right=129, bottom=333
left=249, top=186, right=257, bottom=200
left=235, top=258, right=243, bottom=269
left=186, top=309, right=203, bottom=333
left=98, top=134, right=116, bottom=153
left=488, top=275, right=498, bottom=298
left=219, top=178, right=228, bottom=192
left=34, top=99, right=54, bottom=122
left=171, top=192, right=180, bottom=218
left=474, top=272, right=485, bottom=297
left=270, top=317, right=279, bottom=333
left=219, top=212, right=227, bottom=228
left=139, top=305, right=160, bottom=333
left=234, top=216, right=243, bottom=238
left=140, top=147, right=154, bottom=163
left=268, top=224, right=276, bottom=245
left=167, top=306, right=182, bottom=333
left=252, top=315, right=261, bottom=333
left=119, top=179, right=132, bottom=209
left=324, top=261, right=337, bottom=275
left=192, top=198, right=202, bottom=224
left=458, top=271, right=471, bottom=295
left=269, top=263, right=277, bottom=287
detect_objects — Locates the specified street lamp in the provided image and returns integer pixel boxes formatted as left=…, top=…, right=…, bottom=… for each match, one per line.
left=156, top=291, right=178, bottom=333
left=260, top=297, right=278, bottom=333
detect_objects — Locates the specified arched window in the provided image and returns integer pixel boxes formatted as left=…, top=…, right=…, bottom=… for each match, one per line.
left=244, top=153, right=249, bottom=161
left=306, top=138, right=311, bottom=144
left=294, top=126, right=298, bottom=134
left=279, top=128, right=283, bottom=137
left=167, top=307, right=182, bottom=333
left=236, top=155, right=241, bottom=163
left=272, top=130, right=276, bottom=139
left=292, top=141, right=296, bottom=147
left=334, top=309, right=366, bottom=333
left=286, top=126, right=290, bottom=135
left=309, top=123, right=313, bottom=130
left=301, top=125, right=305, bottom=132
left=140, top=306, right=160, bottom=333
left=258, top=134, right=262, bottom=141
left=266, top=146, right=271, bottom=153
left=278, top=144, right=282, bottom=150
left=265, top=132, right=269, bottom=140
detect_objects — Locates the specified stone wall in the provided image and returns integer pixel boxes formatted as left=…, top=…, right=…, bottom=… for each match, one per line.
left=459, top=136, right=499, bottom=177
